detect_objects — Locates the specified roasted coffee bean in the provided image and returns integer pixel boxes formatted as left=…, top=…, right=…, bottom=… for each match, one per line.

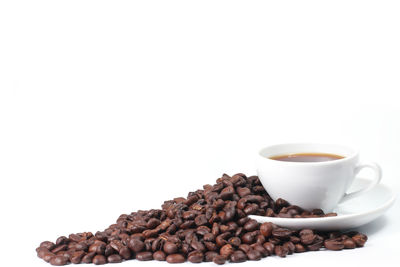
left=119, top=246, right=131, bottom=260
left=194, top=214, right=208, bottom=226
left=255, top=234, right=265, bottom=244
left=219, top=186, right=235, bottom=200
left=220, top=244, right=234, bottom=258
left=247, top=249, right=262, bottom=260
left=274, top=245, right=288, bottom=257
left=283, top=241, right=295, bottom=254
left=136, top=251, right=153, bottom=261
left=352, top=233, right=368, bottom=247
left=241, top=232, right=256, bottom=244
left=294, top=243, right=306, bottom=253
left=324, top=239, right=344, bottom=251
left=163, top=241, right=178, bottom=254
left=40, top=241, right=56, bottom=251
left=43, top=252, right=55, bottom=263
left=204, top=241, right=217, bottom=251
left=127, top=238, right=144, bottom=253
left=191, top=241, right=205, bottom=252
left=300, top=233, right=316, bottom=245
left=56, top=236, right=68, bottom=246
left=204, top=251, right=218, bottom=262
left=216, top=232, right=230, bottom=247
left=272, top=228, right=292, bottom=239
left=70, top=251, right=85, bottom=264
left=92, top=255, right=107, bottom=265
left=166, top=254, right=185, bottom=263
left=153, top=251, right=166, bottom=261
left=343, top=238, right=356, bottom=249
left=228, top=237, right=241, bottom=247
left=188, top=251, right=204, bottom=263
left=230, top=250, right=247, bottom=262
left=49, top=255, right=67, bottom=266
left=51, top=244, right=67, bottom=254
left=107, top=254, right=123, bottom=263
left=260, top=222, right=273, bottom=237
left=75, top=241, right=88, bottom=251
left=203, top=233, right=215, bottom=242
left=147, top=218, right=161, bottom=229
left=307, top=235, right=324, bottom=251
left=262, top=242, right=275, bottom=255
left=196, top=226, right=211, bottom=235
left=81, top=252, right=95, bottom=263
left=213, top=255, right=226, bottom=265
left=243, top=219, right=259, bottom=232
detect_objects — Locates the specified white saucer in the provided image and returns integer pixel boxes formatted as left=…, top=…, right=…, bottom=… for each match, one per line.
left=250, top=178, right=396, bottom=230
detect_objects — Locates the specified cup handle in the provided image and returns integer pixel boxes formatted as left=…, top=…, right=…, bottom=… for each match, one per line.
left=339, top=162, right=382, bottom=204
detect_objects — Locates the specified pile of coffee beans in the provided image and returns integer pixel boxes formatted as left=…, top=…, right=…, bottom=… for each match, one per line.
left=36, top=174, right=368, bottom=265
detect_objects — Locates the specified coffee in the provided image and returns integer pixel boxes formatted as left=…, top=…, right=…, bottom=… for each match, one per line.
left=270, top=153, right=344, bottom=162
left=36, top=173, right=367, bottom=266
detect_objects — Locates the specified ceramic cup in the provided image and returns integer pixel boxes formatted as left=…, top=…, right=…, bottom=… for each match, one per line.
left=256, top=143, right=382, bottom=212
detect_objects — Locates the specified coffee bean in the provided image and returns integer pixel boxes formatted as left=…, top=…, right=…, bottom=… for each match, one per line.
left=188, top=251, right=203, bottom=263
left=107, top=254, right=122, bottom=263
left=153, top=251, right=166, bottom=261
left=241, top=232, right=256, bottom=244
left=136, top=251, right=153, bottom=261
left=51, top=244, right=67, bottom=254
left=247, top=249, right=262, bottom=260
left=219, top=186, right=235, bottom=200
left=352, top=233, right=368, bottom=247
left=89, top=241, right=106, bottom=253
left=324, top=239, right=344, bottom=250
left=213, top=255, right=226, bottom=265
left=220, top=244, right=234, bottom=258
left=163, top=241, right=178, bottom=254
left=81, top=252, right=95, bottom=263
left=70, top=251, right=85, bottom=264
left=40, top=241, right=56, bottom=251
left=49, top=255, right=67, bottom=266
left=56, top=236, right=68, bottom=246
left=274, top=245, right=288, bottom=257
left=230, top=250, right=247, bottom=262
left=272, top=228, right=292, bottom=239
left=343, top=238, right=356, bottom=249
left=93, top=255, right=107, bottom=265
left=307, top=235, right=324, bottom=251
left=228, top=236, right=241, bottom=247
left=237, top=187, right=251, bottom=198
left=260, top=222, right=273, bottom=237
left=300, top=233, right=316, bottom=245
left=43, top=252, right=55, bottom=263
left=119, top=246, right=131, bottom=260
left=166, top=254, right=185, bottom=263
left=75, top=241, right=88, bottom=251
left=283, top=241, right=295, bottom=254
left=294, top=243, right=306, bottom=253
left=146, top=218, right=161, bottom=229
left=243, top=219, right=259, bottom=232
left=204, top=251, right=219, bottom=262
left=127, top=238, right=144, bottom=253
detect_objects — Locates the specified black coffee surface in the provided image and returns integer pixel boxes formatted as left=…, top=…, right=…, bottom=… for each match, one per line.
left=270, top=153, right=344, bottom=162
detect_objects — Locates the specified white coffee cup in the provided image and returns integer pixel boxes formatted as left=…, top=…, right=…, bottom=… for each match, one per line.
left=256, top=143, right=382, bottom=212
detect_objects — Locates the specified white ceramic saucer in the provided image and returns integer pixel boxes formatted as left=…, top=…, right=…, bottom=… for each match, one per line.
left=250, top=178, right=396, bottom=230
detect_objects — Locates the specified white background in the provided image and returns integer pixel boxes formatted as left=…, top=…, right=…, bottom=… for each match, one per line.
left=0, top=0, right=399, bottom=266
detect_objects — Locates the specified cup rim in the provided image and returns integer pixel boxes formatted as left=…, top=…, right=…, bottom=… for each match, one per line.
left=258, top=143, right=359, bottom=165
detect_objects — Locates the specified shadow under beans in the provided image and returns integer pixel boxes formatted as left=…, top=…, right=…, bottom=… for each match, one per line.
left=350, top=215, right=389, bottom=237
